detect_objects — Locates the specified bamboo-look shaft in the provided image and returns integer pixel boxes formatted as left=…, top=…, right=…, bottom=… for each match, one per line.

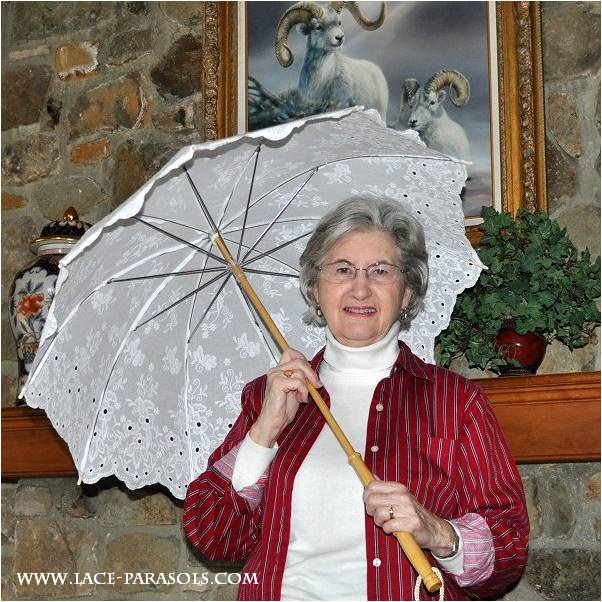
left=212, top=234, right=442, bottom=594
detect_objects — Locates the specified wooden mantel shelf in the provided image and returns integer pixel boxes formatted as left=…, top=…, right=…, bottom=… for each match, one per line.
left=2, top=371, right=600, bottom=480
left=472, top=371, right=600, bottom=463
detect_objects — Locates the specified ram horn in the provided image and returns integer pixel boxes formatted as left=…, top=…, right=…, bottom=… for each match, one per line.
left=340, top=1, right=386, bottom=31
left=400, top=78, right=419, bottom=110
left=425, top=70, right=470, bottom=107
left=275, top=2, right=325, bottom=67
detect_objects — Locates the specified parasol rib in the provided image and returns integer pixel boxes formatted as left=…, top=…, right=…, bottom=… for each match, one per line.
left=242, top=230, right=312, bottom=268
left=243, top=268, right=299, bottom=279
left=220, top=152, right=459, bottom=238
left=187, top=273, right=232, bottom=343
left=237, top=146, right=262, bottom=261
left=109, top=266, right=227, bottom=283
left=134, top=270, right=228, bottom=332
left=182, top=165, right=220, bottom=235
left=218, top=166, right=324, bottom=234
left=241, top=169, right=317, bottom=263
left=144, top=213, right=318, bottom=237
left=210, top=231, right=442, bottom=594
left=135, top=217, right=227, bottom=264
left=183, top=249, right=228, bottom=484
left=216, top=146, right=263, bottom=232
left=25, top=234, right=208, bottom=389
left=187, top=233, right=302, bottom=277
left=140, top=214, right=310, bottom=274
left=79, top=247, right=205, bottom=487
left=232, top=275, right=279, bottom=367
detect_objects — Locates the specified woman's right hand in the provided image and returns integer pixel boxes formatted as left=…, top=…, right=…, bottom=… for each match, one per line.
left=249, top=348, right=322, bottom=448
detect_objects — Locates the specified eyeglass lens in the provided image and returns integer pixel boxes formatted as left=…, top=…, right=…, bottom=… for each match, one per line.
left=320, top=261, right=403, bottom=283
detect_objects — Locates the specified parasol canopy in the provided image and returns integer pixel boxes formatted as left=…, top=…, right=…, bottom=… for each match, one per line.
left=23, top=107, right=483, bottom=498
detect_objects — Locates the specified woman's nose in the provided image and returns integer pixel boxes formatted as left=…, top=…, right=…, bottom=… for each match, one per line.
left=349, top=271, right=372, bottom=296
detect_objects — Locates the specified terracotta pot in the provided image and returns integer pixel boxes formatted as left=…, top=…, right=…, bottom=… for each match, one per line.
left=495, top=328, right=547, bottom=376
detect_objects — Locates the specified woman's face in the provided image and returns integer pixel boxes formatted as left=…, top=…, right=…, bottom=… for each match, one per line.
left=314, top=229, right=413, bottom=348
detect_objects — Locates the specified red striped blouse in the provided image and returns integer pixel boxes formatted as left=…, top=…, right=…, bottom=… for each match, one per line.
left=183, top=342, right=529, bottom=600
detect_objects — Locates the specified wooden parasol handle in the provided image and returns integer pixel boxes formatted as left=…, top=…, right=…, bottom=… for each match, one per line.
left=214, top=235, right=442, bottom=594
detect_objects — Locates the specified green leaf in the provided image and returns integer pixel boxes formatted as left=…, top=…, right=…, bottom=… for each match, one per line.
left=437, top=207, right=601, bottom=368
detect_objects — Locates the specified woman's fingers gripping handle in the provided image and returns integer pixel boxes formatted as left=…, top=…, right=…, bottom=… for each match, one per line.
left=251, top=349, right=322, bottom=447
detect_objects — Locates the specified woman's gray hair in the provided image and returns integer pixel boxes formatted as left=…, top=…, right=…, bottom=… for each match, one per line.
left=299, top=196, right=429, bottom=327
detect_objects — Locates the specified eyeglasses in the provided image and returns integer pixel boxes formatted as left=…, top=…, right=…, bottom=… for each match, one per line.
left=319, top=261, right=406, bottom=284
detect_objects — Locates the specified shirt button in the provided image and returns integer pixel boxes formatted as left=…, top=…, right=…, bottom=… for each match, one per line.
left=375, top=403, right=384, bottom=412
left=370, top=445, right=379, bottom=453
left=372, top=558, right=381, bottom=567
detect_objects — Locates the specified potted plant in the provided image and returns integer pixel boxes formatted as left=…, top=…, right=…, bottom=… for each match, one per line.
left=437, top=207, right=601, bottom=375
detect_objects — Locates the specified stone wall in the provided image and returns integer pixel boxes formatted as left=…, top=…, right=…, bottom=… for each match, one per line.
left=537, top=1, right=601, bottom=375
left=1, top=2, right=600, bottom=601
left=503, top=463, right=601, bottom=601
left=1, top=477, right=241, bottom=601
left=2, top=464, right=599, bottom=601
left=2, top=1, right=208, bottom=405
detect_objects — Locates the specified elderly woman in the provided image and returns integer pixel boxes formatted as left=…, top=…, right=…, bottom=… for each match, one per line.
left=184, top=197, right=529, bottom=601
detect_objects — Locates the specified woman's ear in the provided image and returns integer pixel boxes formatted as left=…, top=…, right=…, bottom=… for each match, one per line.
left=402, top=287, right=413, bottom=310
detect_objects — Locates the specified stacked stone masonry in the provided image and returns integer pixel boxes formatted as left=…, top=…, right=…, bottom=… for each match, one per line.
left=1, top=477, right=242, bottom=600
left=1, top=2, right=600, bottom=600
left=1, top=465, right=599, bottom=600
left=1, top=2, right=207, bottom=405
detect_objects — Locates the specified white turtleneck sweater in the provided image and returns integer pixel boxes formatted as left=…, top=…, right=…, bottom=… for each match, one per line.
left=232, top=324, right=463, bottom=600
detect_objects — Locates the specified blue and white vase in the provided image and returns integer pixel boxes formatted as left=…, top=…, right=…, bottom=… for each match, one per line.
left=8, top=207, right=91, bottom=404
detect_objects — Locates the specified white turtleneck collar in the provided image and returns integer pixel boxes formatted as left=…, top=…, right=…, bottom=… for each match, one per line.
left=322, top=322, right=402, bottom=374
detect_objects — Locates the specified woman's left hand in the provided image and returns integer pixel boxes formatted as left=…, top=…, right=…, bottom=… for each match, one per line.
left=363, top=480, right=456, bottom=557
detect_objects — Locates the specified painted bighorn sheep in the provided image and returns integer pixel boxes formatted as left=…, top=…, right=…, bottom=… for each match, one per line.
left=275, top=1, right=389, bottom=120
left=396, top=70, right=471, bottom=162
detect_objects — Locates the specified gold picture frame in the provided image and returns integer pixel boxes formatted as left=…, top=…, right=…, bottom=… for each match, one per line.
left=200, top=1, right=547, bottom=240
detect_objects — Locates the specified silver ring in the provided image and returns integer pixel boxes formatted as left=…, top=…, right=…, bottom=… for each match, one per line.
left=387, top=503, right=395, bottom=520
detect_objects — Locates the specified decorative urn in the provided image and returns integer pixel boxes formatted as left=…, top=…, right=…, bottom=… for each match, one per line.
left=8, top=207, right=91, bottom=404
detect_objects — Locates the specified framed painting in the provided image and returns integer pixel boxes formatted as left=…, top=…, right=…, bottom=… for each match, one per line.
left=201, top=0, right=547, bottom=234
